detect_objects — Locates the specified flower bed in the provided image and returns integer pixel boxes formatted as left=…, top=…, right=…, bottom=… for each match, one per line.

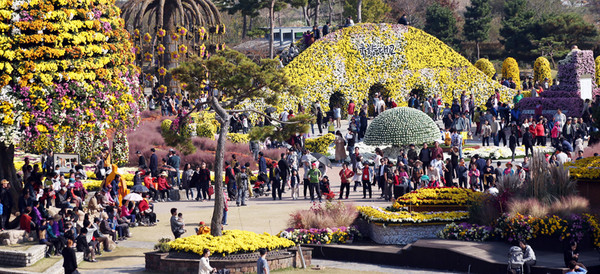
left=462, top=146, right=555, bottom=160
left=304, top=133, right=335, bottom=154
left=358, top=206, right=469, bottom=224
left=279, top=226, right=361, bottom=245
left=437, top=222, right=493, bottom=242
left=565, top=156, right=600, bottom=180
left=168, top=230, right=295, bottom=256
left=438, top=213, right=600, bottom=247
left=392, top=187, right=484, bottom=209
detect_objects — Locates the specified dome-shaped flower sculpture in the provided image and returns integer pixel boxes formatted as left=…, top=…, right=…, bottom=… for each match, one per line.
left=474, top=58, right=496, bottom=78
left=281, top=24, right=513, bottom=114
left=364, top=107, right=440, bottom=146
left=534, top=56, right=552, bottom=85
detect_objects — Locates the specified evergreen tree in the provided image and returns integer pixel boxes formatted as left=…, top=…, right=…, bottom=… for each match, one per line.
left=424, top=2, right=458, bottom=49
left=463, top=0, right=492, bottom=59
left=499, top=0, right=535, bottom=58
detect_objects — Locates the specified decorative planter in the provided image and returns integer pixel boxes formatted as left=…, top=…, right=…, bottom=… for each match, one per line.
left=145, top=247, right=312, bottom=274
left=369, top=222, right=448, bottom=245
left=404, top=205, right=468, bottom=212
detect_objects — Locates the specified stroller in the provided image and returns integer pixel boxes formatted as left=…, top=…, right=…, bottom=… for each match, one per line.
left=507, top=246, right=524, bottom=274
left=252, top=173, right=268, bottom=198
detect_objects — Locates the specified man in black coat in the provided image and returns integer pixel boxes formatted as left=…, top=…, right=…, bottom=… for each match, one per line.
left=149, top=148, right=158, bottom=177
left=407, top=144, right=418, bottom=166
left=62, top=239, right=78, bottom=274
left=278, top=153, right=290, bottom=192
left=137, top=151, right=147, bottom=169
left=419, top=143, right=432, bottom=169
left=322, top=22, right=330, bottom=36
left=76, top=228, right=96, bottom=262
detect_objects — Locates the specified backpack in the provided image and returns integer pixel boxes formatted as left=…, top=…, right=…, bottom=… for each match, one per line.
left=508, top=246, right=524, bottom=268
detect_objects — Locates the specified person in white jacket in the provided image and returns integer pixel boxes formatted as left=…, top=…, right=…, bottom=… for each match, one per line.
left=199, top=248, right=216, bottom=274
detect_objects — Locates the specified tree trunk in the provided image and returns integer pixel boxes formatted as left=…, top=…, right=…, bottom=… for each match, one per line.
left=356, top=0, right=362, bottom=23
left=269, top=0, right=275, bottom=59
left=241, top=15, right=248, bottom=39
left=0, top=143, right=20, bottom=209
left=210, top=98, right=230, bottom=237
left=328, top=0, right=333, bottom=24
left=476, top=41, right=480, bottom=60
left=302, top=6, right=310, bottom=26
left=313, top=0, right=320, bottom=26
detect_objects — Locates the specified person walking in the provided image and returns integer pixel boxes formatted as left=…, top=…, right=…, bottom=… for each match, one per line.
left=269, top=163, right=282, bottom=200
left=236, top=166, right=249, bottom=206
left=62, top=239, right=78, bottom=274
left=170, top=208, right=185, bottom=239
left=307, top=163, right=322, bottom=202
left=338, top=163, right=354, bottom=200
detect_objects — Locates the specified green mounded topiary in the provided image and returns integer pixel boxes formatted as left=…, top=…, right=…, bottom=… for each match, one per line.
left=364, top=107, right=440, bottom=146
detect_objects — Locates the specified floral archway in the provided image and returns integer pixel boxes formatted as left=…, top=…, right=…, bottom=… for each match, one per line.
left=281, top=24, right=513, bottom=112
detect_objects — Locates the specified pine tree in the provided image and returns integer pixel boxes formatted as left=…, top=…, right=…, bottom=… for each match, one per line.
left=424, top=2, right=458, bottom=49
left=464, top=0, right=492, bottom=59
left=499, top=0, right=535, bottom=58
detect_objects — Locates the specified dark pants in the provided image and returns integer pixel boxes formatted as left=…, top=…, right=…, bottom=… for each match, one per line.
left=459, top=176, right=467, bottom=188
left=482, top=136, right=490, bottom=146
left=378, top=176, right=385, bottom=195
left=362, top=180, right=372, bottom=198
left=160, top=189, right=169, bottom=200
left=272, top=180, right=282, bottom=200
left=173, top=230, right=183, bottom=239
left=339, top=183, right=350, bottom=199
left=309, top=183, right=321, bottom=201
left=353, top=181, right=361, bottom=191
left=524, top=145, right=533, bottom=157
left=499, top=132, right=507, bottom=146
left=227, top=182, right=235, bottom=199
left=303, top=179, right=310, bottom=198
left=524, top=259, right=536, bottom=274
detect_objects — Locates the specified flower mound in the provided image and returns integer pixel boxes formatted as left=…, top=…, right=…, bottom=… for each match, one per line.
left=0, top=0, right=143, bottom=151
left=501, top=57, right=521, bottom=90
left=474, top=58, right=495, bottom=78
left=534, top=57, right=552, bottom=85
left=169, top=230, right=295, bottom=256
left=281, top=23, right=512, bottom=113
left=364, top=107, right=440, bottom=146
left=358, top=206, right=469, bottom=224
left=393, top=187, right=484, bottom=208
left=565, top=156, right=600, bottom=180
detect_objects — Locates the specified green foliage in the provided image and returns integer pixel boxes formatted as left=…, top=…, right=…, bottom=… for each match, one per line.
left=154, top=238, right=172, bottom=253
left=304, top=133, right=335, bottom=154
left=172, top=49, right=298, bottom=109
left=499, top=0, right=535, bottom=57
left=463, top=0, right=492, bottom=43
left=247, top=27, right=267, bottom=38
left=531, top=13, right=598, bottom=61
left=424, top=2, right=458, bottom=49
left=248, top=114, right=312, bottom=142
left=343, top=0, right=391, bottom=23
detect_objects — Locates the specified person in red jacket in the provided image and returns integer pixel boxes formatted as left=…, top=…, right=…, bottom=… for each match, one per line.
left=143, top=175, right=158, bottom=201
left=157, top=171, right=171, bottom=202
left=535, top=119, right=546, bottom=146
left=338, top=162, right=354, bottom=199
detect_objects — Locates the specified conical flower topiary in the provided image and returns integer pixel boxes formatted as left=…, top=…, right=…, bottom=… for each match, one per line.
left=364, top=107, right=440, bottom=146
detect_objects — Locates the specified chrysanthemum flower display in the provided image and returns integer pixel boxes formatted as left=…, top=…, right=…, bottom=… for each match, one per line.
left=282, top=24, right=512, bottom=113
left=144, top=52, right=153, bottom=62
left=171, top=51, right=180, bottom=60
left=474, top=58, right=495, bottom=78
left=168, top=230, right=295, bottom=256
left=534, top=57, right=552, bottom=85
left=178, top=44, right=187, bottom=54
left=364, top=107, right=440, bottom=146
left=158, top=85, right=167, bottom=94
left=501, top=57, right=521, bottom=89
left=0, top=0, right=143, bottom=158
left=177, top=26, right=187, bottom=36
left=143, top=32, right=151, bottom=42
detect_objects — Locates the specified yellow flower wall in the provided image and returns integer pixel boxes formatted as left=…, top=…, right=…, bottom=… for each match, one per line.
left=501, top=57, right=521, bottom=90
left=282, top=24, right=513, bottom=113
